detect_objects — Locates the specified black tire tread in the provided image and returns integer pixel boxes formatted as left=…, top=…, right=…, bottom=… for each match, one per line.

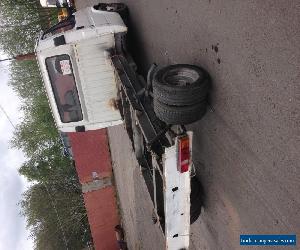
left=153, top=64, right=210, bottom=106
left=190, top=177, right=203, bottom=224
left=154, top=99, right=207, bottom=125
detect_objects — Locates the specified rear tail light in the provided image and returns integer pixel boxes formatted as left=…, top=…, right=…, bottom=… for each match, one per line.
left=178, top=136, right=190, bottom=173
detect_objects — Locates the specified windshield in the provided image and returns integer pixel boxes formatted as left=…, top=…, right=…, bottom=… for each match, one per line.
left=45, top=54, right=83, bottom=123
left=42, top=15, right=75, bottom=39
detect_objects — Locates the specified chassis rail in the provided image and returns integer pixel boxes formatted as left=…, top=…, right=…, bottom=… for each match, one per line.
left=111, top=52, right=192, bottom=250
left=112, top=55, right=170, bottom=148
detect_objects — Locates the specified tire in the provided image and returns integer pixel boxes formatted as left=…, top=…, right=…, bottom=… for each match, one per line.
left=190, top=177, right=204, bottom=224
left=94, top=3, right=129, bottom=21
left=153, top=64, right=210, bottom=106
left=153, top=176, right=203, bottom=225
left=154, top=99, right=207, bottom=125
left=131, top=111, right=146, bottom=165
left=119, top=88, right=133, bottom=142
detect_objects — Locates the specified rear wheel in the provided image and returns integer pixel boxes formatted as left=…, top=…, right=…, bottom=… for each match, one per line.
left=190, top=177, right=204, bottom=224
left=153, top=176, right=203, bottom=225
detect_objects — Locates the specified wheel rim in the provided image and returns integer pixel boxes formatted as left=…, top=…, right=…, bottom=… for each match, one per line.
left=105, top=3, right=122, bottom=11
left=162, top=68, right=202, bottom=86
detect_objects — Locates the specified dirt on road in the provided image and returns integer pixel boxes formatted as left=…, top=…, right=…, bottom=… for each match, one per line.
left=77, top=1, right=300, bottom=249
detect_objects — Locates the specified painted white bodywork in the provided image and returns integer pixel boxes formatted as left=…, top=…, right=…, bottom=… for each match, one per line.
left=36, top=7, right=127, bottom=132
left=164, top=132, right=193, bottom=250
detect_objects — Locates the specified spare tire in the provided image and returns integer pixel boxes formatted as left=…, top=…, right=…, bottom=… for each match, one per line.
left=154, top=99, right=207, bottom=125
left=153, top=64, right=210, bottom=106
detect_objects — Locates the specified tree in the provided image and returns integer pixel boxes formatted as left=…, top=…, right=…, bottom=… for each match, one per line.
left=0, top=0, right=57, bottom=56
left=20, top=182, right=91, bottom=250
left=0, top=1, right=93, bottom=249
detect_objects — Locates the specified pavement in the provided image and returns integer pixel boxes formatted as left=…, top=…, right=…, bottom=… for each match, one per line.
left=108, top=125, right=165, bottom=250
left=76, top=1, right=300, bottom=249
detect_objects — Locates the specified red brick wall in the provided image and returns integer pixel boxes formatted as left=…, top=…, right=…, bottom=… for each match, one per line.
left=83, top=187, right=119, bottom=250
left=69, top=129, right=112, bottom=183
left=69, top=129, right=119, bottom=250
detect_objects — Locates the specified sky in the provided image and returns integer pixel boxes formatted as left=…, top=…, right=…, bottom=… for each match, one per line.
left=0, top=59, right=34, bottom=250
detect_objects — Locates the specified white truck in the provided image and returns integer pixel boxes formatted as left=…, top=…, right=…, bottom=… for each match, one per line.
left=36, top=3, right=210, bottom=249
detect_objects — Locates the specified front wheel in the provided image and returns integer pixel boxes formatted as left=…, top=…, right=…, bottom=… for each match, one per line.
left=94, top=3, right=129, bottom=21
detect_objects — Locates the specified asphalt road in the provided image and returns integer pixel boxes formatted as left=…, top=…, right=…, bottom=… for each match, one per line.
left=77, top=1, right=300, bottom=249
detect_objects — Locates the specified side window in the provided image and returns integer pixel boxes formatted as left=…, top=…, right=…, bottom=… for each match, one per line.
left=45, top=55, right=83, bottom=123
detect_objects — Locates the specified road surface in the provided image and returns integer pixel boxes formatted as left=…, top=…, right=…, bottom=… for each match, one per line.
left=77, top=1, right=300, bottom=249
left=108, top=125, right=165, bottom=250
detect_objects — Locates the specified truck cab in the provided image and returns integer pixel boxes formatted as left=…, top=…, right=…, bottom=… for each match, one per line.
left=36, top=7, right=127, bottom=132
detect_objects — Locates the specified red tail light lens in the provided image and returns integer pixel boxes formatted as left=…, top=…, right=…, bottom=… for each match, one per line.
left=178, top=136, right=190, bottom=173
